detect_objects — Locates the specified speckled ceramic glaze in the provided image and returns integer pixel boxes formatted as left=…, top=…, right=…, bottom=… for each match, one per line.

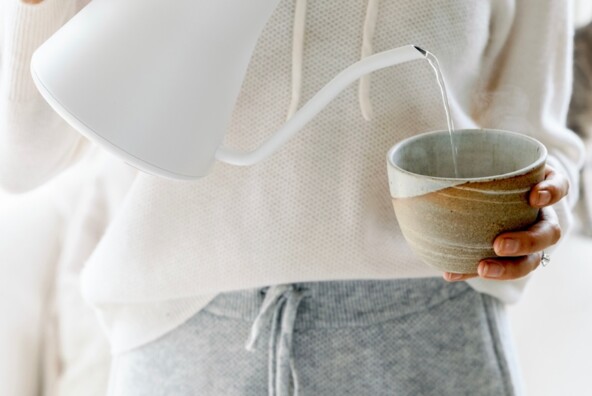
left=387, top=129, right=547, bottom=274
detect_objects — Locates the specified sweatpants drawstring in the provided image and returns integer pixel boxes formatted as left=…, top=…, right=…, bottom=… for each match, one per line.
left=245, top=284, right=309, bottom=396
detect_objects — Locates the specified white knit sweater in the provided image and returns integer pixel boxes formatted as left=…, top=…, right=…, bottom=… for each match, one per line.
left=1, top=0, right=586, bottom=355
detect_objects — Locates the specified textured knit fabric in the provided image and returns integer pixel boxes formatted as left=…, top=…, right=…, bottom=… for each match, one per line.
left=106, top=278, right=524, bottom=396
left=44, top=149, right=136, bottom=396
left=0, top=185, right=61, bottom=396
left=0, top=0, right=586, bottom=355
left=0, top=145, right=133, bottom=396
left=0, top=0, right=91, bottom=191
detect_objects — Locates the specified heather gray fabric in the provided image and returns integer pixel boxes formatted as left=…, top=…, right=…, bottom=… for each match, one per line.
left=107, top=278, right=524, bottom=396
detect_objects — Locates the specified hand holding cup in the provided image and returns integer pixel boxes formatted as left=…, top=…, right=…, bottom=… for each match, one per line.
left=444, top=165, right=568, bottom=281
left=387, top=128, right=549, bottom=277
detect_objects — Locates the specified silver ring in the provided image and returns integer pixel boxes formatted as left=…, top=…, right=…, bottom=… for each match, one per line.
left=541, top=251, right=551, bottom=267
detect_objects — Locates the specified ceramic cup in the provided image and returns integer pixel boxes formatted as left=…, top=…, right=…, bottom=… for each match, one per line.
left=386, top=128, right=547, bottom=274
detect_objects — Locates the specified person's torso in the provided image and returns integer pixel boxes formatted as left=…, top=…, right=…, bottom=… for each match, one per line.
left=82, top=0, right=501, bottom=302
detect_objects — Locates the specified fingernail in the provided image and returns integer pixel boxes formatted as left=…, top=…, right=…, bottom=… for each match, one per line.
left=480, top=261, right=504, bottom=278
left=536, top=190, right=551, bottom=206
left=498, top=238, right=519, bottom=255
left=445, top=272, right=463, bottom=281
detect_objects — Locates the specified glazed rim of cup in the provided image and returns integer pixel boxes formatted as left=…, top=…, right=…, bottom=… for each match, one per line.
left=387, top=128, right=548, bottom=182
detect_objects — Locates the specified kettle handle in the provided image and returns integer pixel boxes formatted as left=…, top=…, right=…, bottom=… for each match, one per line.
left=215, top=44, right=427, bottom=166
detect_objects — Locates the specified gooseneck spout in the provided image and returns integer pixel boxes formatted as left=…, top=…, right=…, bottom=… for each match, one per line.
left=215, top=44, right=427, bottom=166
left=413, top=45, right=427, bottom=56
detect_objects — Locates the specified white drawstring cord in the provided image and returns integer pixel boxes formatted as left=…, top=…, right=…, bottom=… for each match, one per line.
left=359, top=0, right=380, bottom=121
left=287, top=0, right=380, bottom=122
left=245, top=284, right=308, bottom=396
left=286, top=0, right=308, bottom=121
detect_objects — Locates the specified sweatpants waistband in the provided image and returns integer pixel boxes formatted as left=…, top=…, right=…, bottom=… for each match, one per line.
left=201, top=277, right=473, bottom=330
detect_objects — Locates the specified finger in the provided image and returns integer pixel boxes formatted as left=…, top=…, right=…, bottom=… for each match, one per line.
left=493, top=207, right=561, bottom=256
left=442, top=272, right=478, bottom=282
left=529, top=165, right=569, bottom=208
left=477, top=253, right=542, bottom=280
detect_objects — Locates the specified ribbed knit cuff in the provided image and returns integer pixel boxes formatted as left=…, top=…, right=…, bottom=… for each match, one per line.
left=3, top=0, right=77, bottom=101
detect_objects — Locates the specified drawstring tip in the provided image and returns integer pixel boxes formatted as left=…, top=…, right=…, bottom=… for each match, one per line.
left=245, top=343, right=255, bottom=352
left=245, top=332, right=259, bottom=352
left=360, top=102, right=374, bottom=121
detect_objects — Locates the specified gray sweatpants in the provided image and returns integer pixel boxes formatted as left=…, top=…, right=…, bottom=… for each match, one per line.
left=107, top=278, right=524, bottom=395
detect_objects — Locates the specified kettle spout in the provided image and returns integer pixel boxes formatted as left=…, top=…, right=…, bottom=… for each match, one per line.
left=216, top=44, right=428, bottom=166
left=414, top=46, right=427, bottom=56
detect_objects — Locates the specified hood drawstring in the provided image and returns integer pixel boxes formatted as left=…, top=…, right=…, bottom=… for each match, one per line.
left=359, top=0, right=380, bottom=121
left=286, top=0, right=379, bottom=122
left=286, top=0, right=308, bottom=121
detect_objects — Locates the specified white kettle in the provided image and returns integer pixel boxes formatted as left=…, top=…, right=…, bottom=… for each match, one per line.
left=31, top=0, right=427, bottom=180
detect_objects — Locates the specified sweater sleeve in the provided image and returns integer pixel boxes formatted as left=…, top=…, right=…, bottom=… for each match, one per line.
left=466, top=1, right=587, bottom=304
left=0, top=0, right=90, bottom=194
left=473, top=0, right=586, bottom=249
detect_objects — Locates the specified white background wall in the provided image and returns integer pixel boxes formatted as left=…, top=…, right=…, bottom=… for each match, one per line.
left=508, top=221, right=592, bottom=395
left=575, top=0, right=592, bottom=28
